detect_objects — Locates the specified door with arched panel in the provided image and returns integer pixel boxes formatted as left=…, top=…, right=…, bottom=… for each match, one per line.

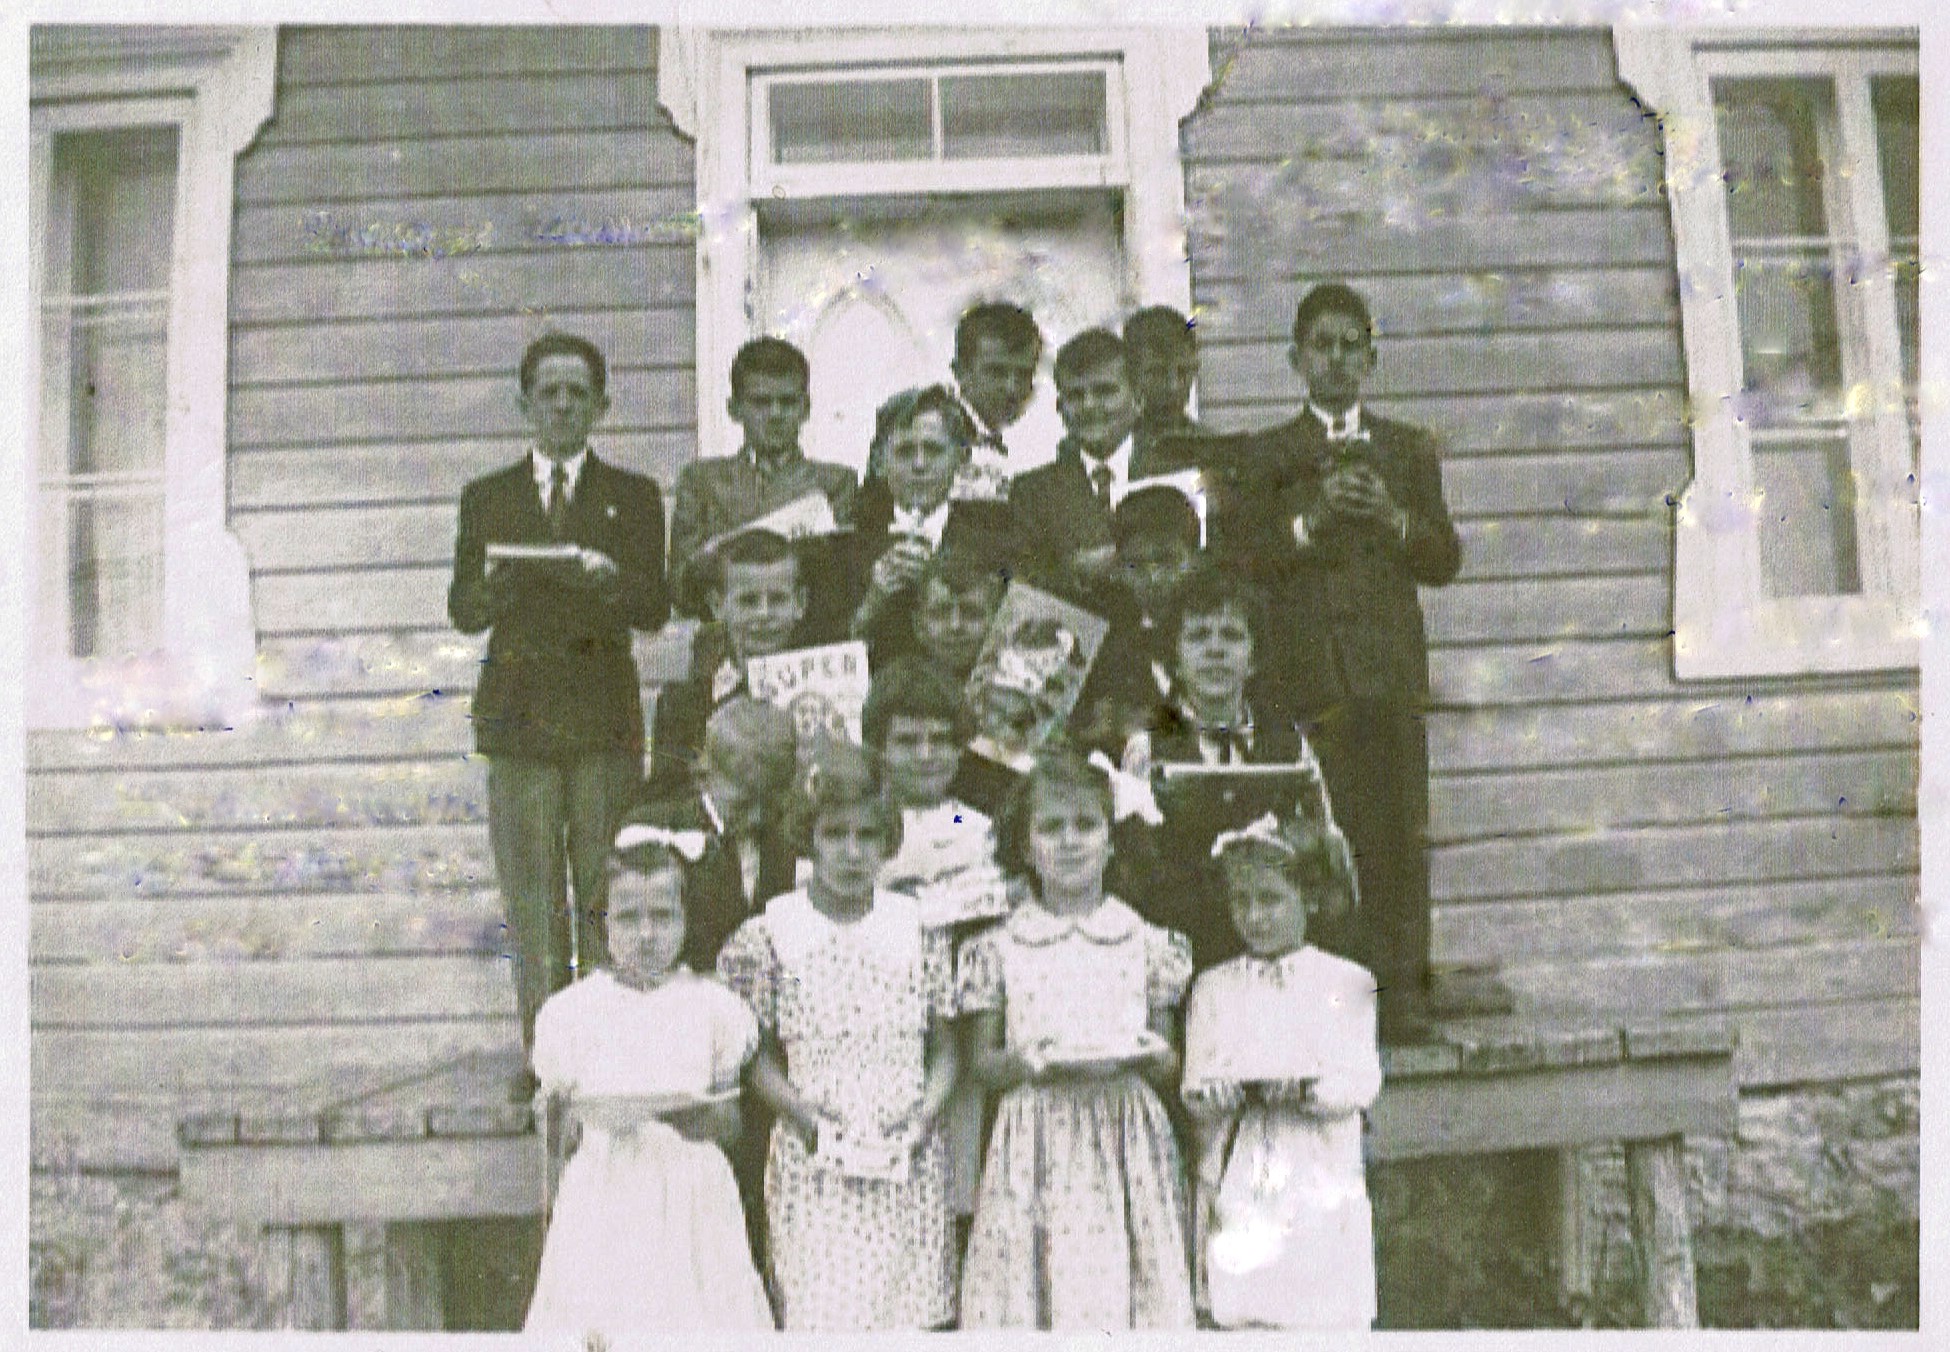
left=756, top=191, right=1128, bottom=479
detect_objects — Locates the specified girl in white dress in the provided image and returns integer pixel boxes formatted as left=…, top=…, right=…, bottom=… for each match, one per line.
left=717, top=741, right=961, bottom=1330
left=524, top=834, right=774, bottom=1334
left=1181, top=813, right=1383, bottom=1329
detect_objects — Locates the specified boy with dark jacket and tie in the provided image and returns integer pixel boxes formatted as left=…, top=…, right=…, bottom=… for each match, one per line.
left=447, top=333, right=670, bottom=1054
left=1251, top=283, right=1462, bottom=1042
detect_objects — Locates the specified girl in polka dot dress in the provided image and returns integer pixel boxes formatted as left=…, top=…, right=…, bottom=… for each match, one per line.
left=717, top=743, right=961, bottom=1330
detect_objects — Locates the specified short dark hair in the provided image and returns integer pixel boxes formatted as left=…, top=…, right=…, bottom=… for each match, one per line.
left=1290, top=283, right=1375, bottom=348
left=916, top=546, right=1009, bottom=605
left=730, top=336, right=810, bottom=399
left=994, top=745, right=1116, bottom=891
left=1123, top=305, right=1196, bottom=356
left=519, top=333, right=608, bottom=398
left=784, top=737, right=902, bottom=859
left=1112, top=483, right=1201, bottom=554
left=607, top=838, right=686, bottom=885
left=871, top=384, right=978, bottom=467
left=863, top=657, right=970, bottom=752
left=954, top=302, right=1042, bottom=368
left=1052, top=328, right=1128, bottom=391
left=1156, top=563, right=1267, bottom=664
left=699, top=528, right=802, bottom=600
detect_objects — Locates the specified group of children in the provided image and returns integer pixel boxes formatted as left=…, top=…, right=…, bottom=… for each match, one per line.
left=527, top=740, right=1378, bottom=1334
left=503, top=285, right=1462, bottom=1333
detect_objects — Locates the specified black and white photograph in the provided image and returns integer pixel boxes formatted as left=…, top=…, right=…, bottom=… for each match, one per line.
left=11, top=0, right=1935, bottom=1337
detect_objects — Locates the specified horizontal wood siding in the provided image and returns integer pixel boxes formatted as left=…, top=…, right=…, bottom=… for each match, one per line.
left=29, top=26, right=1921, bottom=1174
left=1185, top=26, right=1919, bottom=1089
left=29, top=26, right=692, bottom=1170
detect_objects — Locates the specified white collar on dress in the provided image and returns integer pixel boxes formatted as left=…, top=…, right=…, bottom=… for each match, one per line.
left=1005, top=895, right=1139, bottom=947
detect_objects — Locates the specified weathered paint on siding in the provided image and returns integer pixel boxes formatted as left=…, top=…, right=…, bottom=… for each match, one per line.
left=1183, top=25, right=1920, bottom=1089
left=27, top=26, right=1922, bottom=1175
left=29, top=26, right=694, bottom=1170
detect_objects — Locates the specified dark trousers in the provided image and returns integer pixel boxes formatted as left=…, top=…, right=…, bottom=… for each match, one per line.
left=486, top=751, right=640, bottom=1051
left=1309, top=699, right=1435, bottom=1011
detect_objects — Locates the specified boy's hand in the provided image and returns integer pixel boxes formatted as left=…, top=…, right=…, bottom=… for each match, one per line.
left=870, top=538, right=931, bottom=597
left=573, top=547, right=620, bottom=587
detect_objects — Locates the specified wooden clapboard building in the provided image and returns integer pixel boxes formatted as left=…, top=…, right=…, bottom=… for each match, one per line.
left=26, top=23, right=1920, bottom=1326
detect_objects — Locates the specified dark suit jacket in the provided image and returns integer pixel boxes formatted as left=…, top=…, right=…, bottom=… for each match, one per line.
left=1245, top=411, right=1461, bottom=712
left=1138, top=705, right=1327, bottom=968
left=448, top=453, right=669, bottom=760
left=1005, top=446, right=1119, bottom=598
left=623, top=791, right=795, bottom=971
left=845, top=476, right=1012, bottom=668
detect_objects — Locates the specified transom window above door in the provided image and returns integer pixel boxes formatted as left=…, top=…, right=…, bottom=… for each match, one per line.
left=750, top=59, right=1128, bottom=196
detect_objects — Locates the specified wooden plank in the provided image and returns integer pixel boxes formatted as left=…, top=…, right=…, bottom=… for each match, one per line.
left=1429, top=746, right=1918, bottom=844
left=237, top=128, right=693, bottom=206
left=1432, top=874, right=1920, bottom=968
left=1465, top=937, right=1917, bottom=1018
left=1199, top=327, right=1682, bottom=401
left=1429, top=689, right=1920, bottom=773
left=32, top=954, right=517, bottom=1028
left=250, top=568, right=477, bottom=636
left=180, top=1135, right=542, bottom=1226
left=25, top=697, right=480, bottom=773
left=1185, top=95, right=1663, bottom=207
left=28, top=756, right=487, bottom=835
left=1441, top=449, right=1687, bottom=518
left=277, top=24, right=654, bottom=87
left=229, top=246, right=694, bottom=329
left=384, top=1224, right=446, bottom=1331
left=230, top=302, right=694, bottom=385
left=1428, top=637, right=1681, bottom=705
left=236, top=503, right=467, bottom=573
left=230, top=432, right=696, bottom=511
left=1206, top=27, right=1625, bottom=101
left=229, top=365, right=696, bottom=448
left=253, top=626, right=694, bottom=701
left=1189, top=202, right=1673, bottom=277
left=1194, top=266, right=1678, bottom=341
left=1445, top=517, right=1668, bottom=582
left=278, top=1226, right=348, bottom=1330
left=1198, top=389, right=1690, bottom=455
left=32, top=1018, right=519, bottom=1098
left=1369, top=1054, right=1735, bottom=1159
left=240, top=188, right=698, bottom=269
left=28, top=821, right=494, bottom=900
left=1624, top=1137, right=1700, bottom=1327
left=260, top=71, right=661, bottom=145
left=1423, top=574, right=1667, bottom=647
left=1430, top=813, right=1918, bottom=905
left=34, top=889, right=505, bottom=976
left=1722, top=995, right=1919, bottom=1085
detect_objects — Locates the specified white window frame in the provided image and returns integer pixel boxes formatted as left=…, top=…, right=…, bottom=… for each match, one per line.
left=28, top=27, right=277, bottom=729
left=657, top=26, right=1211, bottom=465
left=750, top=58, right=1128, bottom=199
left=1616, top=26, right=1920, bottom=679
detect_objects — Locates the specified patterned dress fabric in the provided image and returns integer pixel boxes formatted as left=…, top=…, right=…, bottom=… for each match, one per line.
left=718, top=889, right=959, bottom=1330
left=1181, top=946, right=1382, bottom=1328
left=956, top=896, right=1197, bottom=1329
left=523, top=969, right=773, bottom=1333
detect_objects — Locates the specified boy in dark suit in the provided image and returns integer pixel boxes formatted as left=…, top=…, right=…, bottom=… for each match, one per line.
left=447, top=333, right=670, bottom=1054
left=948, top=300, right=1044, bottom=465
left=1005, top=328, right=1140, bottom=598
left=1256, top=282, right=1463, bottom=1042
